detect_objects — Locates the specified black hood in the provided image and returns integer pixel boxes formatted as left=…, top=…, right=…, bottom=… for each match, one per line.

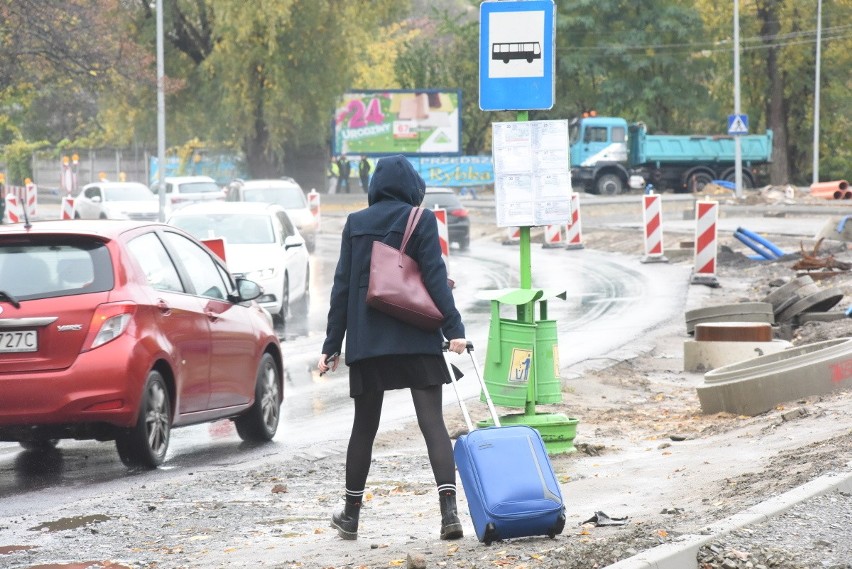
left=367, top=155, right=425, bottom=206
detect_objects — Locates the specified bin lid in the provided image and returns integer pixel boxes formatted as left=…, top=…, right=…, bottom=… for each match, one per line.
left=476, top=288, right=567, bottom=305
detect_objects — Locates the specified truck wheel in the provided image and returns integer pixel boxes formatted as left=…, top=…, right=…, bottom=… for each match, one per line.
left=596, top=174, right=624, bottom=195
left=686, top=172, right=713, bottom=193
left=723, top=171, right=755, bottom=189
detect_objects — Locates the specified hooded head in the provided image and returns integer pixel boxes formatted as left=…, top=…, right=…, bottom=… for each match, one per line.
left=367, top=155, right=425, bottom=206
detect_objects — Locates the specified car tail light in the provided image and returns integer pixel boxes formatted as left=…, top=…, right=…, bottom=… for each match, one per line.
left=449, top=208, right=469, bottom=218
left=81, top=302, right=137, bottom=351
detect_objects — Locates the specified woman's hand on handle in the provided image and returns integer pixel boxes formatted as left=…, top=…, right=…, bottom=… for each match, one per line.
left=448, top=338, right=467, bottom=354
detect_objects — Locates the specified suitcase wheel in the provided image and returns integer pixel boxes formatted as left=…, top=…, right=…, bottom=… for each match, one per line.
left=547, top=512, right=567, bottom=538
left=483, top=523, right=499, bottom=545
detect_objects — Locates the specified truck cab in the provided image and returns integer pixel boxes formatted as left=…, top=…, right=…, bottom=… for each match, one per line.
left=569, top=116, right=631, bottom=195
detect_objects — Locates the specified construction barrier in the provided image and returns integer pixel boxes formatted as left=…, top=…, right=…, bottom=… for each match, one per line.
left=542, top=224, right=564, bottom=248
left=4, top=194, right=22, bottom=224
left=810, top=180, right=850, bottom=200
left=4, top=185, right=37, bottom=219
left=60, top=196, right=76, bottom=220
left=565, top=192, right=584, bottom=250
left=434, top=208, right=450, bottom=275
left=641, top=192, right=668, bottom=263
left=307, top=188, right=321, bottom=229
left=691, top=198, right=719, bottom=287
left=503, top=226, right=521, bottom=246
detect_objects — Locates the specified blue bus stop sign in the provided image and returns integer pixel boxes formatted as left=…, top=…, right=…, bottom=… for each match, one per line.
left=480, top=0, right=555, bottom=111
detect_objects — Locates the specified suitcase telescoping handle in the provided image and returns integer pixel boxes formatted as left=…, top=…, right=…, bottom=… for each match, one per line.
left=442, top=341, right=501, bottom=431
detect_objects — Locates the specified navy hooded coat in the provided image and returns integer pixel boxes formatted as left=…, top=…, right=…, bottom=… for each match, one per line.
left=321, top=155, right=464, bottom=365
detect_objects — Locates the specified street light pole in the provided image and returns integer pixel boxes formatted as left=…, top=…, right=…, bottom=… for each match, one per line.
left=733, top=0, right=743, bottom=199
left=156, top=0, right=167, bottom=222
left=812, top=0, right=823, bottom=184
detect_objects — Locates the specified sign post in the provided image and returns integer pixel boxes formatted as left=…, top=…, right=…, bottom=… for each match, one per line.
left=478, top=0, right=577, bottom=454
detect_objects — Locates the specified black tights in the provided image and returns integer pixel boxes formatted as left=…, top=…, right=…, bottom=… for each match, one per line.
left=345, top=384, right=455, bottom=492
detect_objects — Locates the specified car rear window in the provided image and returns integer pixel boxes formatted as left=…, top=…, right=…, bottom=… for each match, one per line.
left=423, top=192, right=461, bottom=210
left=243, top=186, right=307, bottom=209
left=178, top=182, right=221, bottom=194
left=0, top=238, right=113, bottom=301
left=170, top=213, right=276, bottom=245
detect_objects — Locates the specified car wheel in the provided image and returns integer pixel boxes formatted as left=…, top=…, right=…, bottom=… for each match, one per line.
left=275, top=275, right=290, bottom=329
left=234, top=353, right=281, bottom=442
left=306, top=236, right=316, bottom=254
left=19, top=439, right=59, bottom=451
left=115, top=370, right=171, bottom=468
left=459, top=235, right=470, bottom=251
left=74, top=211, right=81, bottom=219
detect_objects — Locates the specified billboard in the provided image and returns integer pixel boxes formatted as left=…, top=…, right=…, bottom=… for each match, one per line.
left=333, top=90, right=462, bottom=156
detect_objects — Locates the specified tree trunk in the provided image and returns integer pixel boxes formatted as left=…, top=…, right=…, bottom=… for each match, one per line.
left=758, top=0, right=790, bottom=184
left=283, top=142, right=329, bottom=194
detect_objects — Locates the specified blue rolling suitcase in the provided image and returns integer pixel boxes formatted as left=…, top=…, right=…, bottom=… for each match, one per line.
left=445, top=343, right=566, bottom=545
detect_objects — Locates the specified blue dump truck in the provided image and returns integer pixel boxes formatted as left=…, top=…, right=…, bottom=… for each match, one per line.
left=569, top=115, right=773, bottom=194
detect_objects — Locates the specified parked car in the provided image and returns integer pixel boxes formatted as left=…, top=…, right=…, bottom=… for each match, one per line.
left=151, top=175, right=225, bottom=207
left=167, top=201, right=310, bottom=329
left=423, top=187, right=471, bottom=250
left=0, top=220, right=283, bottom=468
left=74, top=182, right=161, bottom=221
left=225, top=178, right=317, bottom=253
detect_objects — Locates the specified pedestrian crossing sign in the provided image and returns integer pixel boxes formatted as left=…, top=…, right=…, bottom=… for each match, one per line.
left=727, top=114, right=749, bottom=136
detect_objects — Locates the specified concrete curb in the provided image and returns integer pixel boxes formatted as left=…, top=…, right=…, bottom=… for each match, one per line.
left=604, top=463, right=852, bottom=569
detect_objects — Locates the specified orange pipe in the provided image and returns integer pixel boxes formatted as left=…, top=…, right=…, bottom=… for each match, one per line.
left=810, top=180, right=849, bottom=199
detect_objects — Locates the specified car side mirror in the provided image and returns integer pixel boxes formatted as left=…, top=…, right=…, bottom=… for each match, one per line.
left=283, top=235, right=304, bottom=250
left=235, top=278, right=263, bottom=302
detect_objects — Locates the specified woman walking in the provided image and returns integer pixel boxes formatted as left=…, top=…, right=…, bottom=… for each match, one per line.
left=318, top=154, right=466, bottom=541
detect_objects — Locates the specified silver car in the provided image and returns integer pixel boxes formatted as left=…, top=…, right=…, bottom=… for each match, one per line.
left=225, top=178, right=318, bottom=253
left=167, top=201, right=310, bottom=330
left=74, top=182, right=160, bottom=221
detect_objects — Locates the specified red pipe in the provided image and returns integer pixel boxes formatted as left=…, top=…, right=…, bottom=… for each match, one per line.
left=810, top=180, right=849, bottom=200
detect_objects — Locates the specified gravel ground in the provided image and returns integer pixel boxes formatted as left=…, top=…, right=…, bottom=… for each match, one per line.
left=2, top=194, right=851, bottom=569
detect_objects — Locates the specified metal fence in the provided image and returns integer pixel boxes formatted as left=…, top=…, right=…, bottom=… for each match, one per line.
left=31, top=148, right=152, bottom=194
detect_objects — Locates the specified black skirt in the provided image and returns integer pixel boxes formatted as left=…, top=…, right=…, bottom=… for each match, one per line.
left=348, top=354, right=458, bottom=397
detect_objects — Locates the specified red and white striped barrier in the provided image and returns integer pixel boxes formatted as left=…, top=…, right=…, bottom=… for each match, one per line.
left=4, top=194, right=22, bottom=224
left=60, top=196, right=76, bottom=220
left=641, top=192, right=668, bottom=263
left=434, top=208, right=450, bottom=274
left=692, top=198, right=719, bottom=286
left=307, top=188, right=321, bottom=229
left=542, top=224, right=564, bottom=248
left=503, top=226, right=521, bottom=246
left=565, top=192, right=584, bottom=250
left=24, top=182, right=37, bottom=219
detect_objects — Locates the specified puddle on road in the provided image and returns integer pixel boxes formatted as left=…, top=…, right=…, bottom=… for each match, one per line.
left=28, top=514, right=111, bottom=533
left=0, top=545, right=36, bottom=554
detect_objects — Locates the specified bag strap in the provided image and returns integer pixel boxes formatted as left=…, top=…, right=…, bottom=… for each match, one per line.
left=399, top=206, right=424, bottom=259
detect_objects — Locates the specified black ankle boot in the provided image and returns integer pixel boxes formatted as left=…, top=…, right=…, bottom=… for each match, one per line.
left=439, top=493, right=463, bottom=540
left=331, top=501, right=361, bottom=540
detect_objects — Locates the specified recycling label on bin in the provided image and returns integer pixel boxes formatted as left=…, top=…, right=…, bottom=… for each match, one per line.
left=509, top=348, right=532, bottom=383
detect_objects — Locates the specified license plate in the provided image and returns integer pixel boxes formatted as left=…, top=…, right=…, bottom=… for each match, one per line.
left=0, top=330, right=38, bottom=353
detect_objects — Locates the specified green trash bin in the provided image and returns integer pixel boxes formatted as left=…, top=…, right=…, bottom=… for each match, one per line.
left=479, top=288, right=565, bottom=408
left=484, top=317, right=536, bottom=408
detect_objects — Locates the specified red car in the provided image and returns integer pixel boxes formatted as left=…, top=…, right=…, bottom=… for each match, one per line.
left=0, top=220, right=284, bottom=468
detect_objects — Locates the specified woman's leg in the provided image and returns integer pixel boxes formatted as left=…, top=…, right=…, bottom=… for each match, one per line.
left=345, top=389, right=384, bottom=497
left=332, top=389, right=384, bottom=539
left=411, top=385, right=455, bottom=486
left=411, top=384, right=463, bottom=539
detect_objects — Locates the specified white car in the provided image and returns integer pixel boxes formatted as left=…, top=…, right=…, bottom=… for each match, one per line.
left=74, top=182, right=161, bottom=221
left=167, top=201, right=310, bottom=329
left=225, top=178, right=317, bottom=253
left=152, top=175, right=225, bottom=207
